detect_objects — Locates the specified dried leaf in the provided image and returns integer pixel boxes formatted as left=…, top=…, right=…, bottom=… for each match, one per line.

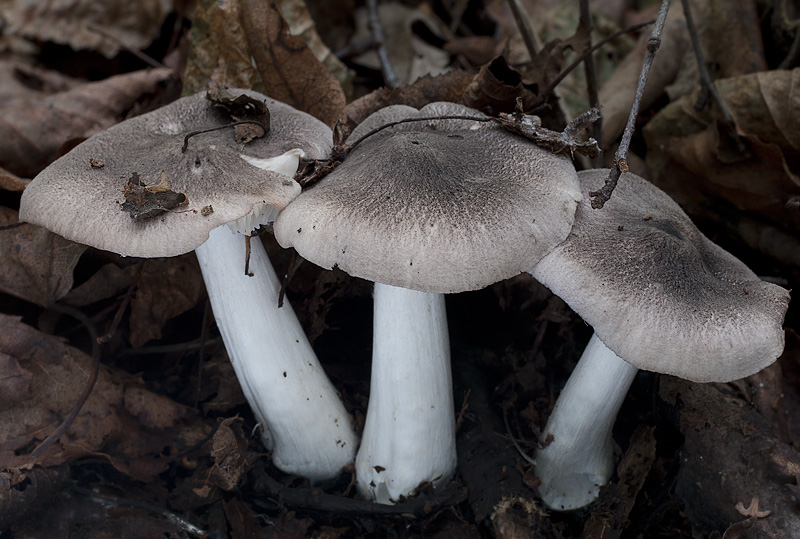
left=643, top=68, right=800, bottom=237
left=242, top=0, right=345, bottom=127
left=0, top=207, right=86, bottom=307
left=1, top=0, right=174, bottom=57
left=183, top=0, right=262, bottom=95
left=344, top=71, right=474, bottom=127
left=277, top=0, right=354, bottom=96
left=129, top=255, right=204, bottom=347
left=443, top=36, right=496, bottom=67
left=208, top=418, right=257, bottom=491
left=120, top=172, right=188, bottom=220
left=599, top=1, right=689, bottom=147
left=0, top=67, right=175, bottom=177
left=0, top=314, right=209, bottom=481
left=62, top=263, right=137, bottom=307
left=0, top=165, right=29, bottom=192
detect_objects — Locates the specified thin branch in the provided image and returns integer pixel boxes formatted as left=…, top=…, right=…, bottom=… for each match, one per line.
left=533, top=20, right=655, bottom=110
left=590, top=0, right=672, bottom=209
left=507, top=0, right=540, bottom=62
left=345, top=114, right=491, bottom=154
left=682, top=0, right=732, bottom=121
left=32, top=303, right=102, bottom=458
left=87, top=24, right=170, bottom=71
left=181, top=120, right=268, bottom=153
left=366, top=0, right=400, bottom=89
left=579, top=0, right=602, bottom=154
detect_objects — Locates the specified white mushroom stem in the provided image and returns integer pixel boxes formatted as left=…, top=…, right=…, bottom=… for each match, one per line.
left=535, top=333, right=638, bottom=511
left=196, top=226, right=357, bottom=481
left=355, top=283, right=456, bottom=504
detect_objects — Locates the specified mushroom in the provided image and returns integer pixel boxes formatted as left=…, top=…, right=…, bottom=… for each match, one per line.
left=274, top=102, right=583, bottom=502
left=19, top=89, right=358, bottom=482
left=528, top=169, right=790, bottom=511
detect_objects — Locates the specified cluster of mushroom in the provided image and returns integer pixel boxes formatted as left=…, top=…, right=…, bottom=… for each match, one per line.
left=19, top=88, right=790, bottom=510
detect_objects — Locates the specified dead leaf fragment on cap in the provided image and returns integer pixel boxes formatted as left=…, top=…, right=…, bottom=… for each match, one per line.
left=121, top=172, right=187, bottom=220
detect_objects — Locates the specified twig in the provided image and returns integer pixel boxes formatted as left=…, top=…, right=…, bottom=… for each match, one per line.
left=448, top=0, right=472, bottom=35
left=97, top=262, right=144, bottom=343
left=346, top=114, right=490, bottom=153
left=366, top=0, right=400, bottom=89
left=533, top=20, right=655, bottom=110
left=589, top=0, right=672, bottom=209
left=87, top=24, right=170, bottom=71
left=278, top=249, right=304, bottom=309
left=506, top=0, right=540, bottom=62
left=0, top=221, right=25, bottom=231
left=682, top=0, right=729, bottom=119
left=579, top=0, right=602, bottom=153
left=70, top=486, right=206, bottom=537
left=181, top=120, right=268, bottom=153
left=32, top=303, right=102, bottom=458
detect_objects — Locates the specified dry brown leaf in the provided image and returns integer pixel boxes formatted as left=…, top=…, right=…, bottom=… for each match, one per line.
left=129, top=255, right=204, bottom=347
left=0, top=314, right=209, bottom=481
left=462, top=57, right=526, bottom=114
left=443, top=36, right=496, bottom=67
left=343, top=70, right=474, bottom=127
left=598, top=1, right=689, bottom=147
left=183, top=0, right=262, bottom=95
left=0, top=56, right=81, bottom=105
left=277, top=0, right=353, bottom=96
left=0, top=207, right=86, bottom=307
left=1, top=0, right=174, bottom=57
left=0, top=67, right=174, bottom=177
left=208, top=418, right=257, bottom=491
left=62, top=263, right=137, bottom=307
left=242, top=0, right=345, bottom=127
left=644, top=68, right=800, bottom=237
left=0, top=165, right=29, bottom=192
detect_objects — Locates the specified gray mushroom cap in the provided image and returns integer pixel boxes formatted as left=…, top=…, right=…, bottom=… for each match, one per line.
left=274, top=102, right=582, bottom=293
left=530, top=169, right=790, bottom=382
left=19, top=89, right=332, bottom=257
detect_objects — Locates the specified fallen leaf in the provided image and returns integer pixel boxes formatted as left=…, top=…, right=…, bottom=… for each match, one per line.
left=183, top=0, right=262, bottom=95
left=277, top=0, right=354, bottom=96
left=242, top=0, right=345, bottom=127
left=0, top=165, right=29, bottom=192
left=129, top=255, right=204, bottom=347
left=208, top=418, right=258, bottom=491
left=0, top=67, right=175, bottom=177
left=2, top=0, right=174, bottom=57
left=0, top=207, right=86, bottom=307
left=598, top=0, right=689, bottom=147
left=0, top=314, right=210, bottom=481
left=644, top=68, right=800, bottom=237
left=343, top=70, right=474, bottom=126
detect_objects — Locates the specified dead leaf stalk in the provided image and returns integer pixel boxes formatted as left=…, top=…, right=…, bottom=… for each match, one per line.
left=506, top=0, right=541, bottom=62
left=532, top=21, right=655, bottom=111
left=590, top=0, right=672, bottom=209
left=31, top=303, right=101, bottom=458
left=579, top=0, right=602, bottom=152
left=181, top=120, right=268, bottom=153
left=681, top=0, right=738, bottom=133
